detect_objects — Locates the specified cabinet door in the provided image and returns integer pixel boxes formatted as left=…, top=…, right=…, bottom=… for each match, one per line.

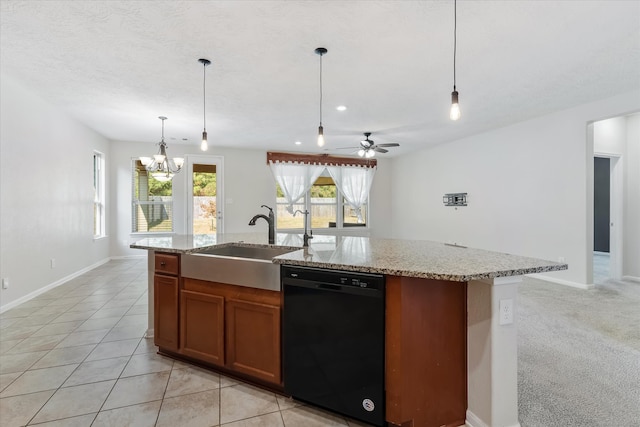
left=226, top=299, right=281, bottom=384
left=180, top=290, right=225, bottom=366
left=154, top=274, right=179, bottom=350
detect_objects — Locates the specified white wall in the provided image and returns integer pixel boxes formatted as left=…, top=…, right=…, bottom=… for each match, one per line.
left=595, top=116, right=627, bottom=154
left=624, top=114, right=640, bottom=279
left=0, top=73, right=111, bottom=309
left=390, top=91, right=640, bottom=286
left=109, top=141, right=393, bottom=257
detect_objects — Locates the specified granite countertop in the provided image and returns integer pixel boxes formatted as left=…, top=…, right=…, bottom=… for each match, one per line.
left=130, top=233, right=567, bottom=282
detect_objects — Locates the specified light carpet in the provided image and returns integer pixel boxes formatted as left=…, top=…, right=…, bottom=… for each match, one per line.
left=518, top=276, right=640, bottom=427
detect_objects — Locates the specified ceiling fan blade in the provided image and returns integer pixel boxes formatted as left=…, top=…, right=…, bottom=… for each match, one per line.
left=376, top=143, right=400, bottom=148
left=373, top=147, right=389, bottom=153
left=334, top=147, right=357, bottom=150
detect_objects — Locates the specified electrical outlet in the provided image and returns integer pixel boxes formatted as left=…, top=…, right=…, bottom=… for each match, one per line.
left=2, top=278, right=8, bottom=289
left=499, top=299, right=514, bottom=325
left=50, top=258, right=56, bottom=269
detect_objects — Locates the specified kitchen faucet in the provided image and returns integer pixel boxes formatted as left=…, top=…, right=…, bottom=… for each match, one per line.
left=248, top=205, right=275, bottom=244
left=293, top=209, right=313, bottom=247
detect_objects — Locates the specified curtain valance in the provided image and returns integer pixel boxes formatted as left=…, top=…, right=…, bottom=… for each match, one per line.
left=267, top=151, right=377, bottom=168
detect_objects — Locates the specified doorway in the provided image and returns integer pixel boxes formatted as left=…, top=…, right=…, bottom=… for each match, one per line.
left=186, top=156, right=224, bottom=236
left=592, top=152, right=622, bottom=284
left=593, top=156, right=610, bottom=283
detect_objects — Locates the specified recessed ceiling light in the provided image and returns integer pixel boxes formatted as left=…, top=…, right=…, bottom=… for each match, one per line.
left=336, top=105, right=347, bottom=111
left=295, top=141, right=302, bottom=145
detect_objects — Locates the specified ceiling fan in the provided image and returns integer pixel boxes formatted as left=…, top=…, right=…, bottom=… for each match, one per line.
left=344, top=132, right=400, bottom=158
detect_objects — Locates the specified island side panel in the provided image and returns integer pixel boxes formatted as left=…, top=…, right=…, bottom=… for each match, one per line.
left=146, top=250, right=154, bottom=338
left=467, top=276, right=521, bottom=427
left=385, top=275, right=467, bottom=427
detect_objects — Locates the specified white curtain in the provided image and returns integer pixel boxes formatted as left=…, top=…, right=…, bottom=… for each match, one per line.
left=327, top=165, right=376, bottom=223
left=269, top=161, right=324, bottom=214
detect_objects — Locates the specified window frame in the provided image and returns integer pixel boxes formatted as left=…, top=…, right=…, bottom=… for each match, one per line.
left=131, top=158, right=175, bottom=234
left=275, top=171, right=370, bottom=232
left=93, top=151, right=106, bottom=239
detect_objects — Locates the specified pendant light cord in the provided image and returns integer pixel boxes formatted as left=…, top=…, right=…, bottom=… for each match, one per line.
left=203, top=64, right=207, bottom=131
left=319, top=53, right=323, bottom=126
left=453, top=0, right=457, bottom=90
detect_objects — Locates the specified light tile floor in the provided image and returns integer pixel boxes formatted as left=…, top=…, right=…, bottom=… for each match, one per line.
left=0, top=259, right=371, bottom=427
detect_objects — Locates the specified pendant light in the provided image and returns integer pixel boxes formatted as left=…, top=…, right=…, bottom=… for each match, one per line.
left=140, top=116, right=184, bottom=182
left=199, top=58, right=211, bottom=151
left=450, top=0, right=461, bottom=121
left=315, top=47, right=327, bottom=147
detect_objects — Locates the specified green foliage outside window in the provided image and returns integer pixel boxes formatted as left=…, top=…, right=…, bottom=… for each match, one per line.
left=193, top=172, right=217, bottom=196
left=148, top=178, right=172, bottom=196
left=276, top=183, right=336, bottom=198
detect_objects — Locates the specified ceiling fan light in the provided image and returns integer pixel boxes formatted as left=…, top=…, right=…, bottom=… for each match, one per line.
left=358, top=149, right=365, bottom=157
left=366, top=149, right=376, bottom=158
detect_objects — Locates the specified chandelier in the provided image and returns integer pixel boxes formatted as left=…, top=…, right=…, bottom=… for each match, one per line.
left=139, top=116, right=184, bottom=182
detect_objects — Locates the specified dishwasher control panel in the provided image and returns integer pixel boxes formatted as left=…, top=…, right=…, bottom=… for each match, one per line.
left=282, top=265, right=384, bottom=291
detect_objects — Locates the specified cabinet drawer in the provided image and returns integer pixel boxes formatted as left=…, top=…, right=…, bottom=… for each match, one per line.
left=155, top=253, right=179, bottom=275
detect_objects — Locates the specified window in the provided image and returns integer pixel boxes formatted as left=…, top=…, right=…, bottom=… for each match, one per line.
left=276, top=172, right=368, bottom=230
left=132, top=159, right=174, bottom=233
left=268, top=152, right=375, bottom=231
left=93, top=151, right=106, bottom=238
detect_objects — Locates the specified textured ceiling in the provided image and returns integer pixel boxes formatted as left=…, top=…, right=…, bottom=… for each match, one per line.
left=1, top=0, right=639, bottom=157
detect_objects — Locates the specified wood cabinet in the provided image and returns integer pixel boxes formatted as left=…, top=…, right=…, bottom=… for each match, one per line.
left=385, top=275, right=467, bottom=427
left=176, top=277, right=282, bottom=386
left=153, top=253, right=180, bottom=350
left=180, top=290, right=224, bottom=366
left=226, top=299, right=281, bottom=384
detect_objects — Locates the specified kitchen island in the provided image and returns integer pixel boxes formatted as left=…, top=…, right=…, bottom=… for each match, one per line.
left=131, top=233, right=567, bottom=427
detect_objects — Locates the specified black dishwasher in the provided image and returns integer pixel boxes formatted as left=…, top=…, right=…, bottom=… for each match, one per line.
left=282, top=265, right=385, bottom=427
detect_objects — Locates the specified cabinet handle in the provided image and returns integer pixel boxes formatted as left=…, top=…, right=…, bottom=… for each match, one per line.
left=160, top=262, right=166, bottom=267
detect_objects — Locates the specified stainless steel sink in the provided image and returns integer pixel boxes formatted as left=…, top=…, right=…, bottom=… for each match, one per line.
left=181, top=244, right=298, bottom=291
left=195, top=244, right=296, bottom=260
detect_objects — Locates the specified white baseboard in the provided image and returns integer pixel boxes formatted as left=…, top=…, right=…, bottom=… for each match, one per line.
left=622, top=275, right=640, bottom=283
left=110, top=254, right=146, bottom=260
left=465, top=410, right=521, bottom=427
left=0, top=258, right=111, bottom=313
left=528, top=273, right=594, bottom=290
left=465, top=410, right=489, bottom=427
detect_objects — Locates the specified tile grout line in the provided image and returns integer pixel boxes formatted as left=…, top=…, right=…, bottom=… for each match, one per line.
left=5, top=261, right=145, bottom=426
left=3, top=259, right=370, bottom=426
